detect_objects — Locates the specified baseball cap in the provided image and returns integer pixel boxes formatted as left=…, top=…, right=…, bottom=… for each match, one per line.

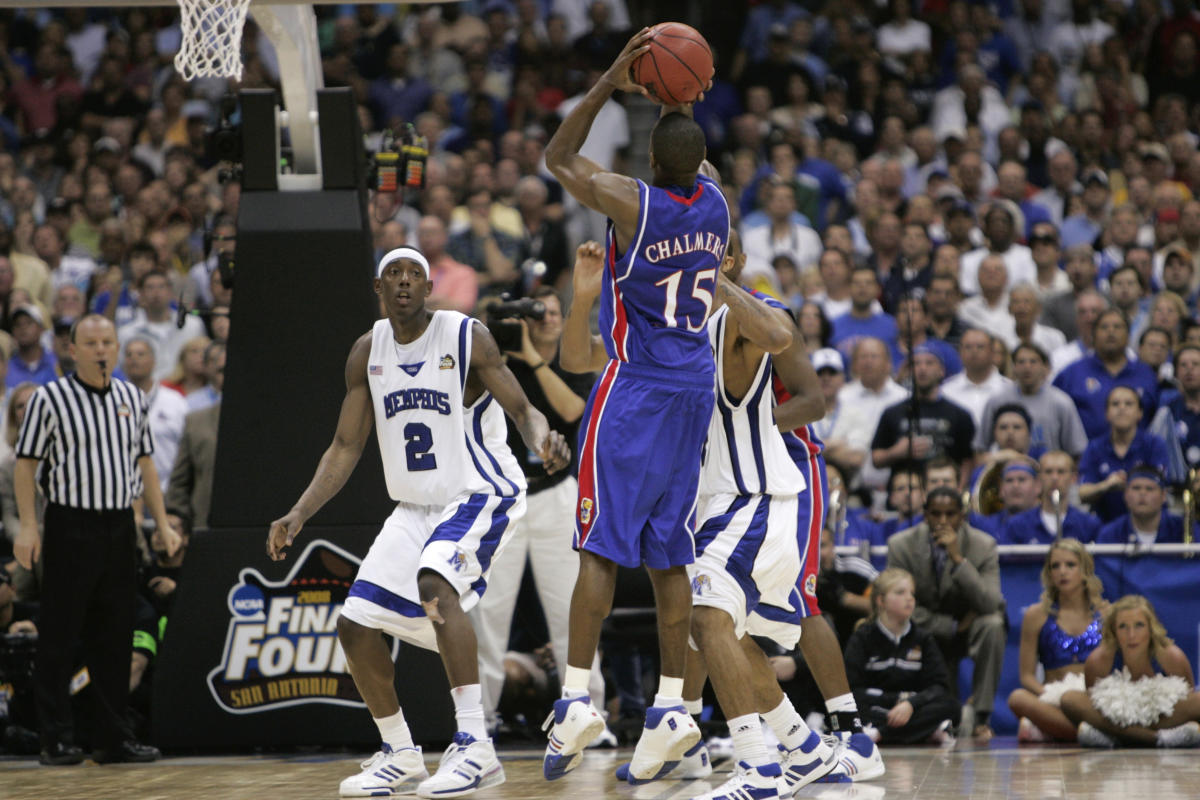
left=1081, top=168, right=1109, bottom=188
left=911, top=343, right=945, bottom=368
left=1140, top=142, right=1170, bottom=162
left=812, top=348, right=844, bottom=374
left=93, top=136, right=121, bottom=154
left=11, top=304, right=45, bottom=328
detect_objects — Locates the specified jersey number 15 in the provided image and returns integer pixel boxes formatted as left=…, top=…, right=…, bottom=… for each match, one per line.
left=655, top=268, right=716, bottom=332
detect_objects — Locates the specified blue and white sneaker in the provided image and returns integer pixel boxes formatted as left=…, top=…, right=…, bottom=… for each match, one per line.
left=542, top=696, right=605, bottom=780
left=415, top=733, right=504, bottom=798
left=615, top=739, right=712, bottom=782
left=776, top=731, right=837, bottom=796
left=816, top=731, right=885, bottom=783
left=689, top=760, right=782, bottom=800
left=626, top=706, right=701, bottom=784
left=339, top=744, right=428, bottom=797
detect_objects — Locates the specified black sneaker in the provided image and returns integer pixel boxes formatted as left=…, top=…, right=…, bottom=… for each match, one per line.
left=39, top=741, right=85, bottom=766
left=92, top=740, right=161, bottom=764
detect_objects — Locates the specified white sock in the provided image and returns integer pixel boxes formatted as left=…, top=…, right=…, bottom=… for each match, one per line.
left=561, top=665, right=591, bottom=699
left=729, top=713, right=771, bottom=767
left=451, top=684, right=488, bottom=740
left=375, top=709, right=415, bottom=750
left=684, top=699, right=703, bottom=716
left=762, top=696, right=813, bottom=751
left=825, top=693, right=858, bottom=713
left=653, top=676, right=685, bottom=708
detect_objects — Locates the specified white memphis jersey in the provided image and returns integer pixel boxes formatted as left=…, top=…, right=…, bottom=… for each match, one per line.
left=367, top=311, right=525, bottom=506
left=700, top=306, right=806, bottom=497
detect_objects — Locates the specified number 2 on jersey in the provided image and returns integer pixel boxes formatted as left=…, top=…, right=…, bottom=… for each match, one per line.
left=404, top=422, right=437, bottom=471
left=655, top=268, right=716, bottom=332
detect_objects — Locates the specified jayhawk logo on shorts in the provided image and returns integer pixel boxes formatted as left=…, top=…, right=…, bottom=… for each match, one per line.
left=447, top=549, right=467, bottom=572
left=804, top=573, right=818, bottom=598
left=692, top=574, right=712, bottom=596
left=579, top=497, right=594, bottom=525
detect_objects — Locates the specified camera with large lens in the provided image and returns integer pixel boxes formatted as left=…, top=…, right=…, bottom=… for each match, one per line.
left=486, top=294, right=545, bottom=353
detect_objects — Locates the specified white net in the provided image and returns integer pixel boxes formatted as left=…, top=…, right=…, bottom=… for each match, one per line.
left=174, top=0, right=253, bottom=81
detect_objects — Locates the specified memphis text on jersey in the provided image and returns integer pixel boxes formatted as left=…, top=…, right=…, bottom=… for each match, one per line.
left=207, top=541, right=398, bottom=714
left=383, top=387, right=452, bottom=418
left=643, top=230, right=727, bottom=264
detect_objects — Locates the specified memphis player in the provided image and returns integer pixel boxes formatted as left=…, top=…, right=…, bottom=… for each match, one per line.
left=542, top=29, right=728, bottom=782
left=267, top=247, right=568, bottom=799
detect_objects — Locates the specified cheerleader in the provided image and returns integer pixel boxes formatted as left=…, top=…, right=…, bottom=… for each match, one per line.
left=1007, top=539, right=1105, bottom=742
left=1060, top=595, right=1200, bottom=747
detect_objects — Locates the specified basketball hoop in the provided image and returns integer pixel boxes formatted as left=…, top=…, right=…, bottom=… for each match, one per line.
left=174, top=0, right=253, bottom=81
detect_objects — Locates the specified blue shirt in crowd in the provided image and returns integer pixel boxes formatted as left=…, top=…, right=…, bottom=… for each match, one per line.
left=1095, top=512, right=1194, bottom=545
left=1052, top=354, right=1159, bottom=439
left=7, top=350, right=58, bottom=388
left=996, top=506, right=1101, bottom=545
left=1162, top=390, right=1200, bottom=471
left=831, top=311, right=901, bottom=365
left=1078, top=429, right=1170, bottom=522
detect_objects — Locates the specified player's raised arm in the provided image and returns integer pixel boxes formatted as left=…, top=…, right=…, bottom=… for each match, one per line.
left=718, top=275, right=793, bottom=356
left=545, top=29, right=650, bottom=227
left=469, top=320, right=570, bottom=474
left=561, top=242, right=610, bottom=374
left=267, top=333, right=375, bottom=560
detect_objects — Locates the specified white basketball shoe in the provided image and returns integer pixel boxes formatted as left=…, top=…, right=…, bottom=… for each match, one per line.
left=816, top=731, right=885, bottom=783
left=542, top=696, right=605, bottom=780
left=339, top=744, right=429, bottom=797
left=614, top=739, right=713, bottom=782
left=415, top=733, right=504, bottom=798
left=775, top=730, right=837, bottom=795
left=690, top=760, right=782, bottom=800
left=626, top=705, right=701, bottom=783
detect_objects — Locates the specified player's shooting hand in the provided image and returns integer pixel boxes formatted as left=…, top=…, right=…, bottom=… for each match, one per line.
left=606, top=28, right=653, bottom=98
left=538, top=430, right=570, bottom=474
left=267, top=510, right=305, bottom=561
left=573, top=241, right=605, bottom=299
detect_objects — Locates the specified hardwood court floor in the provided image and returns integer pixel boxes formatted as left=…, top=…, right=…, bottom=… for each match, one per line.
left=3, top=739, right=1198, bottom=800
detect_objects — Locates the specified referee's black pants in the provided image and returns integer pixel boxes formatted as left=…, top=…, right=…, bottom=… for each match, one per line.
left=35, top=503, right=137, bottom=749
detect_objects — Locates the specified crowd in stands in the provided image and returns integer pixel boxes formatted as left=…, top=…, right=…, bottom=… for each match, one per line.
left=2, top=0, right=1200, bottom=751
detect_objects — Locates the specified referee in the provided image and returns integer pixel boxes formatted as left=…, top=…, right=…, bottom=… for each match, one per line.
left=13, top=314, right=180, bottom=766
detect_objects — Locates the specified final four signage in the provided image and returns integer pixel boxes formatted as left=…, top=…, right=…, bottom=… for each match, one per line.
left=207, top=540, right=398, bottom=714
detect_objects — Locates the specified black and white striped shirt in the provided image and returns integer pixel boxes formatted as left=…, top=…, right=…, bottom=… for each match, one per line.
left=15, top=374, right=155, bottom=510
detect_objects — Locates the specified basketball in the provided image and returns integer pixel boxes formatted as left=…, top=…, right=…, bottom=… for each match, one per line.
left=632, top=22, right=714, bottom=105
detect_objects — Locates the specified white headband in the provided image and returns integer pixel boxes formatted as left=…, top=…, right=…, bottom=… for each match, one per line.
left=377, top=247, right=430, bottom=279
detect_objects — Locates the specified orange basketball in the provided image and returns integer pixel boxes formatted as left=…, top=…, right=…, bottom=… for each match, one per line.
left=631, top=22, right=714, bottom=105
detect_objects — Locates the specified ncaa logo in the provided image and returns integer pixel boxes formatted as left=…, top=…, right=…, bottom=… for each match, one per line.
left=692, top=574, right=712, bottom=596
left=804, top=573, right=818, bottom=598
left=231, top=584, right=265, bottom=617
left=579, top=497, right=594, bottom=525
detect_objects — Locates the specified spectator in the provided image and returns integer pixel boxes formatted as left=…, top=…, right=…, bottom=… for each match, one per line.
left=1109, top=265, right=1151, bottom=343
left=9, top=43, right=83, bottom=132
left=1031, top=149, right=1081, bottom=228
left=6, top=306, right=56, bottom=388
left=118, top=270, right=206, bottom=382
left=894, top=295, right=961, bottom=380
left=957, top=255, right=1014, bottom=342
left=32, top=224, right=95, bottom=297
left=881, top=222, right=934, bottom=313
left=742, top=179, right=823, bottom=283
left=1041, top=244, right=1100, bottom=342
left=811, top=248, right=855, bottom=322
left=513, top=177, right=569, bottom=289
left=961, top=202, right=1037, bottom=297
left=415, top=216, right=478, bottom=314
left=1095, top=466, right=1195, bottom=545
left=999, top=451, right=1101, bottom=545
left=977, top=342, right=1089, bottom=458
left=810, top=347, right=845, bottom=446
left=1007, top=539, right=1105, bottom=743
left=876, top=467, right=925, bottom=543
left=1162, top=344, right=1200, bottom=471
left=830, top=268, right=900, bottom=366
left=1138, top=327, right=1174, bottom=390
left=1159, top=250, right=1197, bottom=316
left=165, top=346, right=223, bottom=532
left=977, top=457, right=1042, bottom=535
left=1078, top=387, right=1170, bottom=523
left=0, top=382, right=41, bottom=599
left=843, top=567, right=959, bottom=745
left=162, top=336, right=211, bottom=405
left=871, top=347, right=975, bottom=484
left=1049, top=288, right=1109, bottom=377
left=924, top=273, right=969, bottom=347
left=1061, top=595, right=1200, bottom=748
left=886, top=487, right=1005, bottom=741
left=1005, top=282, right=1067, bottom=355
left=828, top=337, right=907, bottom=490
left=1053, top=307, right=1159, bottom=438
left=92, top=239, right=157, bottom=329
left=368, top=43, right=433, bottom=130
left=121, top=337, right=187, bottom=495
left=1060, top=169, right=1111, bottom=249
left=941, top=328, right=1012, bottom=431
left=814, top=526, right=876, bottom=647
left=446, top=188, right=520, bottom=294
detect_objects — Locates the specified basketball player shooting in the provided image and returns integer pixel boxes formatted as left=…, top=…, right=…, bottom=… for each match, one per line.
left=266, top=248, right=568, bottom=799
left=541, top=28, right=728, bottom=783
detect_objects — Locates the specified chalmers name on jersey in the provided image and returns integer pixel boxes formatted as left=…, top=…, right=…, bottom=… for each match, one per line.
left=367, top=311, right=525, bottom=507
left=601, top=174, right=730, bottom=375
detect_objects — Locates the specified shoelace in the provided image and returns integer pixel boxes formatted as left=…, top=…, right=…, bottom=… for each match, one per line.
left=359, top=749, right=389, bottom=771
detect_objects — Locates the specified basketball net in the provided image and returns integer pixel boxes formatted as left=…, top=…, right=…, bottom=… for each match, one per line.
left=174, top=0, right=253, bottom=81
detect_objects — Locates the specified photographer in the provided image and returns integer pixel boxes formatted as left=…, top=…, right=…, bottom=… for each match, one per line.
left=470, top=283, right=606, bottom=735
